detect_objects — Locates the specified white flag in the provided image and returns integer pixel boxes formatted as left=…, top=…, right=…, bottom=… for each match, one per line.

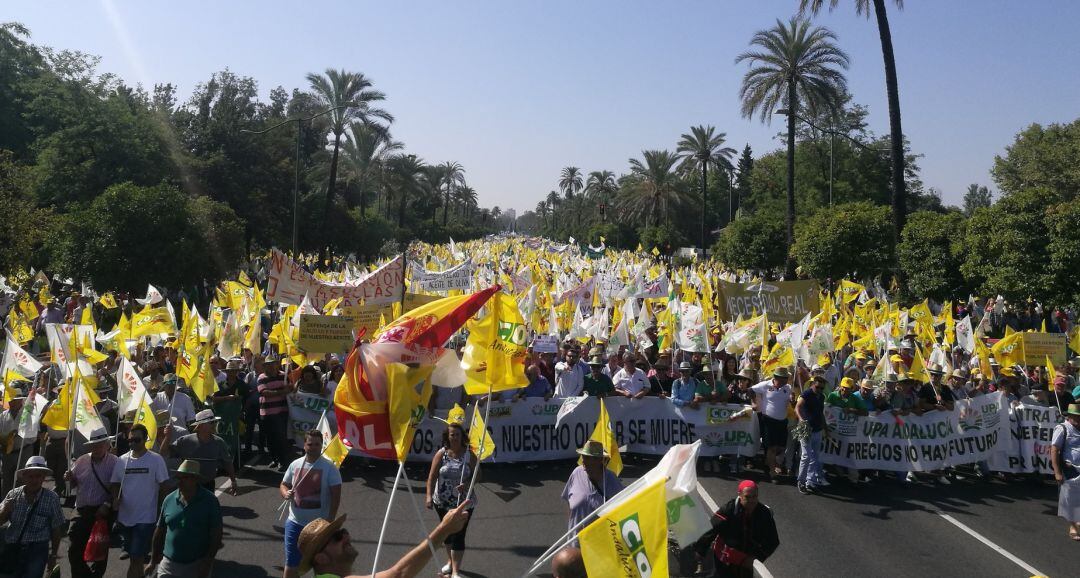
left=18, top=389, right=49, bottom=440
left=135, top=284, right=164, bottom=306
left=116, top=357, right=151, bottom=415
left=74, top=381, right=106, bottom=439
left=955, top=316, right=975, bottom=353
left=3, top=335, right=42, bottom=378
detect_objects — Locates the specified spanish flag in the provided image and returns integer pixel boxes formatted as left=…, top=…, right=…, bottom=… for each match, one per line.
left=375, top=285, right=500, bottom=349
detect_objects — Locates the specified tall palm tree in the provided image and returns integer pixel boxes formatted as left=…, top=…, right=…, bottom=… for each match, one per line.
left=617, top=150, right=685, bottom=229
left=736, top=17, right=849, bottom=278
left=559, top=167, right=583, bottom=201
left=421, top=164, right=447, bottom=225
left=341, top=122, right=402, bottom=216
left=800, top=0, right=907, bottom=279
left=455, top=185, right=478, bottom=218
left=439, top=161, right=465, bottom=225
left=384, top=153, right=425, bottom=228
left=677, top=126, right=737, bottom=250
left=585, top=170, right=618, bottom=221
left=306, top=69, right=393, bottom=223
left=546, top=191, right=561, bottom=232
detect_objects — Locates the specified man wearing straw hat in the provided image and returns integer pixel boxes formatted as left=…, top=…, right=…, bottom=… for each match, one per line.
left=0, top=456, right=66, bottom=578
left=64, top=426, right=118, bottom=578
left=162, top=408, right=238, bottom=495
left=296, top=501, right=471, bottom=578
left=562, top=440, right=622, bottom=540
left=152, top=374, right=196, bottom=433
left=0, top=384, right=33, bottom=497
left=110, top=424, right=170, bottom=578
left=281, top=430, right=342, bottom=578
left=151, top=459, right=223, bottom=578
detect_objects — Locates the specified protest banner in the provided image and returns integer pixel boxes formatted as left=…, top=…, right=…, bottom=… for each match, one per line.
left=347, top=397, right=759, bottom=462
left=297, top=314, right=355, bottom=353
left=411, top=260, right=473, bottom=292
left=1021, top=332, right=1066, bottom=366
left=288, top=392, right=334, bottom=447
left=820, top=391, right=1009, bottom=471
left=266, top=249, right=404, bottom=308
left=716, top=279, right=821, bottom=324
left=988, top=402, right=1060, bottom=474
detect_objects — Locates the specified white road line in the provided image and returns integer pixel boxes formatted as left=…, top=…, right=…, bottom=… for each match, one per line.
left=935, top=511, right=1048, bottom=577
left=695, top=482, right=773, bottom=578
left=215, top=453, right=262, bottom=497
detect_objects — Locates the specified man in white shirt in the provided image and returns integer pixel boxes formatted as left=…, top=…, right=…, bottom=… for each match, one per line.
left=613, top=356, right=650, bottom=399
left=110, top=424, right=170, bottom=578
left=152, top=373, right=196, bottom=429
left=554, top=347, right=587, bottom=398
left=751, top=367, right=794, bottom=479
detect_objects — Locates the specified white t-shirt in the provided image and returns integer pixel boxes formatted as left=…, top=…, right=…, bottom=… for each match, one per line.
left=110, top=450, right=169, bottom=526
left=555, top=361, right=587, bottom=398
left=153, top=390, right=196, bottom=428
left=751, top=380, right=792, bottom=420
left=283, top=456, right=342, bottom=525
left=613, top=368, right=649, bottom=396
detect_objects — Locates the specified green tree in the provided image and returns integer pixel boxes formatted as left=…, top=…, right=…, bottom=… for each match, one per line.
left=617, top=150, right=686, bottom=228
left=711, top=206, right=786, bottom=272
left=439, top=161, right=465, bottom=225
left=737, top=17, right=850, bottom=278
left=306, top=69, right=393, bottom=224
left=0, top=151, right=51, bottom=271
left=962, top=183, right=992, bottom=216
left=559, top=166, right=583, bottom=200
left=991, top=119, right=1080, bottom=202
left=792, top=201, right=894, bottom=281
left=677, top=125, right=736, bottom=250
left=383, top=154, right=425, bottom=229
left=638, top=223, right=688, bottom=255
left=341, top=122, right=401, bottom=216
left=585, top=170, right=618, bottom=222
left=734, top=144, right=754, bottom=217
left=1046, top=198, right=1080, bottom=306
left=801, top=0, right=909, bottom=273
left=897, top=211, right=967, bottom=300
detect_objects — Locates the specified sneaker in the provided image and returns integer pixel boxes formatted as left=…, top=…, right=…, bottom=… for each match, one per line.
left=905, top=472, right=918, bottom=483
left=797, top=483, right=812, bottom=495
left=937, top=475, right=951, bottom=485
left=815, top=478, right=830, bottom=487
left=441, top=563, right=451, bottom=575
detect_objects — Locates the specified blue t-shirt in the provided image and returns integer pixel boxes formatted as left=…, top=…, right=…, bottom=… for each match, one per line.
left=283, top=456, right=342, bottom=524
left=799, top=389, right=825, bottom=432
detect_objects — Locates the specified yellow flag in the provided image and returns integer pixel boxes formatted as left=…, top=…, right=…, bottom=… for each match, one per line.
left=99, top=293, right=118, bottom=310
left=587, top=399, right=622, bottom=475
left=323, top=435, right=350, bottom=468
left=18, top=297, right=39, bottom=321
left=6, top=312, right=35, bottom=345
left=469, top=406, right=495, bottom=461
left=187, top=340, right=217, bottom=403
left=908, top=348, right=930, bottom=383
left=991, top=331, right=1025, bottom=369
left=651, top=246, right=660, bottom=257
left=134, top=398, right=158, bottom=448
left=461, top=293, right=529, bottom=395
left=130, top=306, right=173, bottom=338
left=42, top=379, right=74, bottom=431
left=386, top=363, right=434, bottom=462
left=238, top=270, right=253, bottom=287
left=1070, top=325, right=1080, bottom=355
left=1045, top=355, right=1057, bottom=384
left=579, top=479, right=668, bottom=578
left=761, top=342, right=794, bottom=376
left=839, top=280, right=865, bottom=303
left=974, top=338, right=993, bottom=378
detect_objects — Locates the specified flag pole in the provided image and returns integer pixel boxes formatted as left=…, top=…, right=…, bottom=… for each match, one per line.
left=371, top=459, right=406, bottom=576
left=463, top=382, right=493, bottom=500
left=400, top=463, right=439, bottom=558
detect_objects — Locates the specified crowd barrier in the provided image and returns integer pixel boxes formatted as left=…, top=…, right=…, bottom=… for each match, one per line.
left=287, top=391, right=1061, bottom=473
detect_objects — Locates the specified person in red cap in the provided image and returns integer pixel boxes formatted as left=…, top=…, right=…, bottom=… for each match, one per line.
left=1049, top=375, right=1076, bottom=415
left=693, top=480, right=779, bottom=577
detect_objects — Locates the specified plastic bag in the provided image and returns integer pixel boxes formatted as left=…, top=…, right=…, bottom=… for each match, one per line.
left=83, top=518, right=110, bottom=562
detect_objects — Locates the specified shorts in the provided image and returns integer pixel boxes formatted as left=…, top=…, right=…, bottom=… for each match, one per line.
left=284, top=518, right=304, bottom=568
left=433, top=505, right=472, bottom=552
left=761, top=415, right=789, bottom=449
left=120, top=522, right=157, bottom=559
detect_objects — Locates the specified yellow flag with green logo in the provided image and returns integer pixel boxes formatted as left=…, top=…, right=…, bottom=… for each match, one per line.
left=579, top=478, right=668, bottom=578
left=386, top=363, right=434, bottom=463
left=991, top=331, right=1025, bottom=369
left=134, top=398, right=158, bottom=448
left=461, top=293, right=529, bottom=395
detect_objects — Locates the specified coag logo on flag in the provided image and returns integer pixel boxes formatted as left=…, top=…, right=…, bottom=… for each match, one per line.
left=497, top=320, right=527, bottom=346
left=615, top=513, right=653, bottom=578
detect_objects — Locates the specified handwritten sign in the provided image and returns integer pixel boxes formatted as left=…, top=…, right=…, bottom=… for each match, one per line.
left=266, top=249, right=404, bottom=309
left=298, top=315, right=355, bottom=353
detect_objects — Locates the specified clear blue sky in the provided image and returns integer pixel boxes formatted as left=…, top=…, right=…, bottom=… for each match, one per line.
left=7, top=0, right=1080, bottom=213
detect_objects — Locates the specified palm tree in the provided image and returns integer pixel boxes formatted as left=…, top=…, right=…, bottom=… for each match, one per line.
left=585, top=170, right=618, bottom=222
left=421, top=164, right=447, bottom=225
left=800, top=0, right=907, bottom=279
left=617, top=150, right=685, bottom=229
left=559, top=167, right=583, bottom=201
left=455, top=185, right=478, bottom=218
left=306, top=69, right=393, bottom=224
left=677, top=126, right=737, bottom=250
left=340, top=122, right=402, bottom=216
left=384, top=154, right=425, bottom=228
left=546, top=191, right=561, bottom=232
left=736, top=17, right=849, bottom=278
left=438, top=161, right=465, bottom=225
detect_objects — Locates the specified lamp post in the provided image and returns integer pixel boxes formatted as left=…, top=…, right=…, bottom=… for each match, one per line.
left=240, top=104, right=354, bottom=256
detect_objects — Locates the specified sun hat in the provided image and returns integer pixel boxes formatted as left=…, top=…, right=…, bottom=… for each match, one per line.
left=950, top=369, right=969, bottom=380
left=189, top=409, right=221, bottom=427
left=576, top=440, right=609, bottom=458
left=297, top=515, right=348, bottom=574
left=17, top=455, right=52, bottom=476
left=810, top=364, right=824, bottom=374
left=736, top=368, right=756, bottom=381
left=810, top=374, right=828, bottom=386
left=772, top=367, right=791, bottom=379
left=859, top=378, right=874, bottom=390
left=175, top=460, right=201, bottom=478
left=587, top=356, right=605, bottom=366
left=86, top=427, right=114, bottom=446
left=162, top=373, right=179, bottom=385
left=225, top=358, right=243, bottom=371
left=883, top=372, right=899, bottom=383
left=1066, top=403, right=1080, bottom=417
left=678, top=361, right=693, bottom=372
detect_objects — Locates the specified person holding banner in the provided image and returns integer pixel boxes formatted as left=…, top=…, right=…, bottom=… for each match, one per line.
left=693, top=480, right=779, bottom=578
left=561, top=440, right=622, bottom=543
left=425, top=422, right=477, bottom=578
left=1051, top=403, right=1080, bottom=541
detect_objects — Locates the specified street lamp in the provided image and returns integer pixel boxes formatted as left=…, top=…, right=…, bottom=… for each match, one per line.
left=777, top=108, right=888, bottom=207
left=240, top=104, right=354, bottom=256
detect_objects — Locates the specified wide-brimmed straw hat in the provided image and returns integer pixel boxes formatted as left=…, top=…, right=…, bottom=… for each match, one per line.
left=735, top=368, right=756, bottom=381
left=772, top=367, right=791, bottom=379
left=86, top=427, right=114, bottom=446
left=297, top=515, right=347, bottom=574
left=927, top=363, right=946, bottom=376
left=174, top=460, right=201, bottom=478
left=1066, top=403, right=1080, bottom=417
left=17, top=455, right=52, bottom=476
left=189, top=409, right=220, bottom=427
left=576, top=440, right=609, bottom=458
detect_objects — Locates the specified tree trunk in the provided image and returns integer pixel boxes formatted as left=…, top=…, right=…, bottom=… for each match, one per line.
left=323, top=132, right=343, bottom=220
left=874, top=0, right=906, bottom=285
left=700, top=161, right=708, bottom=251
left=785, top=80, right=798, bottom=280
left=443, top=185, right=450, bottom=226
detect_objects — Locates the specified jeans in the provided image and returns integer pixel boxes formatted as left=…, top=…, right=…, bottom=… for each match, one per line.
left=3, top=540, right=50, bottom=578
left=263, top=412, right=290, bottom=464
left=797, top=430, right=824, bottom=486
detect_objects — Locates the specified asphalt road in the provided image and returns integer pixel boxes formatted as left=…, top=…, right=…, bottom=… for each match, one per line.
left=80, top=452, right=1071, bottom=578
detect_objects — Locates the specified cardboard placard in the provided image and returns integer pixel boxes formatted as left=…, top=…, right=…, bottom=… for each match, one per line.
left=297, top=315, right=355, bottom=353
left=1021, top=332, right=1066, bottom=366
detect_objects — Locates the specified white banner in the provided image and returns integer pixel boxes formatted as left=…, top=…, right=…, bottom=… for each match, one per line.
left=266, top=249, right=404, bottom=308
left=287, top=392, right=334, bottom=448
left=988, top=402, right=1060, bottom=474
left=412, top=260, right=473, bottom=292
left=821, top=391, right=1010, bottom=471
left=387, top=397, right=759, bottom=462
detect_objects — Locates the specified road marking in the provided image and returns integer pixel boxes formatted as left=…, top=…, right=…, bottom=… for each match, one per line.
left=935, top=512, right=1048, bottom=577
left=215, top=453, right=262, bottom=497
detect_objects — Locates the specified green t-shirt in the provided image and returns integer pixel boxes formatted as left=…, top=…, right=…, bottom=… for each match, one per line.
left=584, top=373, right=615, bottom=396
left=694, top=379, right=717, bottom=397
left=158, top=486, right=222, bottom=563
left=825, top=390, right=863, bottom=411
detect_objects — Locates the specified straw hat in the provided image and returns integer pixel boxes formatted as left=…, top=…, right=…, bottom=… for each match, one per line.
left=225, top=358, right=243, bottom=371
left=1066, top=403, right=1080, bottom=417
left=678, top=361, right=693, bottom=372
left=576, top=440, right=609, bottom=458
left=189, top=409, right=221, bottom=427
left=297, top=515, right=348, bottom=574
left=85, top=427, right=114, bottom=446
left=772, top=367, right=791, bottom=379
left=950, top=369, right=969, bottom=380
left=175, top=460, right=201, bottom=478
left=17, top=455, right=52, bottom=476
left=927, top=363, right=946, bottom=376
left=884, top=372, right=899, bottom=383
left=735, top=368, right=756, bottom=381
left=587, top=356, right=605, bottom=366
